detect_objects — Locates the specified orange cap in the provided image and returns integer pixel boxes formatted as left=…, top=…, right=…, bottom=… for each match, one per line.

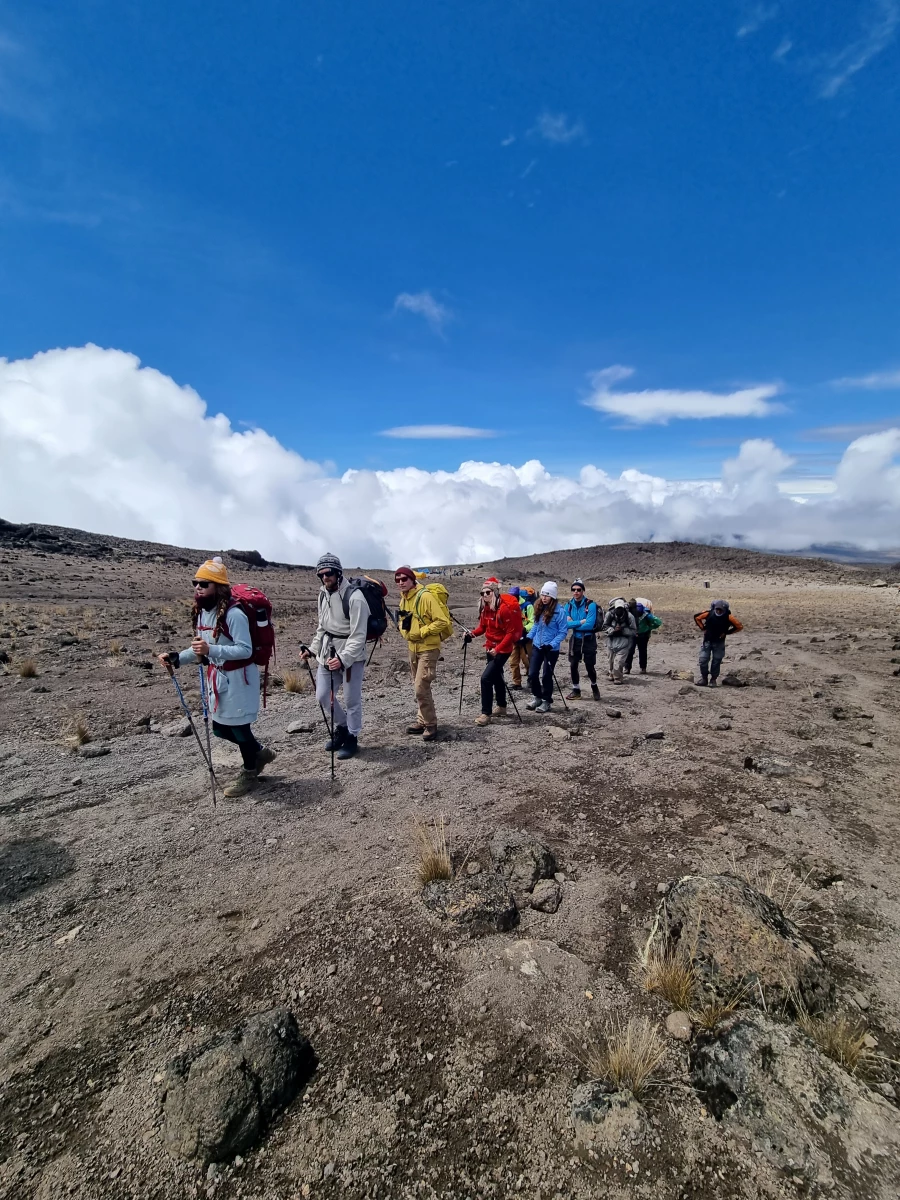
left=194, top=557, right=230, bottom=585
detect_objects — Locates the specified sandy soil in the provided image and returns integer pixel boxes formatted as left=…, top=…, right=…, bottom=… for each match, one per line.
left=1, top=527, right=899, bottom=1199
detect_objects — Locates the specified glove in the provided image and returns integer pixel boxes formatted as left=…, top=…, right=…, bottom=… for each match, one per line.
left=164, top=650, right=181, bottom=666
left=463, top=632, right=472, bottom=645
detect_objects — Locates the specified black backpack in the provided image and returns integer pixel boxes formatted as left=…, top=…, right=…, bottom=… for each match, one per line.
left=341, top=576, right=389, bottom=642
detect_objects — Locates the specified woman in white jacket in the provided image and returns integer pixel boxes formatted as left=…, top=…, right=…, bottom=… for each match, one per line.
left=158, top=557, right=274, bottom=797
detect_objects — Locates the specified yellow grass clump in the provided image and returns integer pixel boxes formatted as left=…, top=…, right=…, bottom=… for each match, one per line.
left=17, top=659, right=38, bottom=679
left=281, top=670, right=306, bottom=694
left=581, top=1017, right=666, bottom=1098
left=414, top=815, right=452, bottom=886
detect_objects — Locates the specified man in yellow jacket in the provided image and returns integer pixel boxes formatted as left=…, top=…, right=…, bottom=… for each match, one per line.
left=394, top=565, right=452, bottom=741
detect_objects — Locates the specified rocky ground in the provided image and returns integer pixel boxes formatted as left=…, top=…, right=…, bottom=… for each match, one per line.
left=1, top=522, right=900, bottom=1199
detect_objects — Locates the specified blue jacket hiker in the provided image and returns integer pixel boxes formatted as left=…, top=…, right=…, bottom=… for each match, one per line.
left=564, top=578, right=600, bottom=699
left=526, top=582, right=568, bottom=713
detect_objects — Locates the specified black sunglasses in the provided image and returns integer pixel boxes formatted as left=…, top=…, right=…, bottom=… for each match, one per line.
left=318, top=570, right=337, bottom=580
left=572, top=586, right=584, bottom=591
left=192, top=580, right=214, bottom=589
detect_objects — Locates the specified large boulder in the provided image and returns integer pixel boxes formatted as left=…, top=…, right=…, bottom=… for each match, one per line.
left=664, top=873, right=832, bottom=1011
left=422, top=873, right=518, bottom=935
left=161, top=1008, right=316, bottom=1164
left=489, top=828, right=556, bottom=895
left=691, top=1015, right=900, bottom=1195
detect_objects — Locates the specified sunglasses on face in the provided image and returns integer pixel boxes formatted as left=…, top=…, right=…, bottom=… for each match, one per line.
left=192, top=581, right=214, bottom=589
left=318, top=570, right=336, bottom=580
left=572, top=586, right=584, bottom=592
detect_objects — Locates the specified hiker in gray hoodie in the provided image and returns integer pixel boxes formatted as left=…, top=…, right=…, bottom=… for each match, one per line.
left=602, top=597, right=637, bottom=685
left=300, top=552, right=370, bottom=759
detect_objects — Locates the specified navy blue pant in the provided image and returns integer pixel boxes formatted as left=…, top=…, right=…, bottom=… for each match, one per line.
left=212, top=721, right=261, bottom=769
left=528, top=645, right=559, bottom=702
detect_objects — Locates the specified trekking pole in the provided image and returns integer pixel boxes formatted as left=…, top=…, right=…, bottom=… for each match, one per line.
left=299, top=643, right=333, bottom=737
left=326, top=639, right=336, bottom=784
left=503, top=677, right=523, bottom=724
left=163, top=659, right=221, bottom=793
left=552, top=668, right=570, bottom=711
left=197, top=662, right=218, bottom=808
left=458, top=637, right=468, bottom=715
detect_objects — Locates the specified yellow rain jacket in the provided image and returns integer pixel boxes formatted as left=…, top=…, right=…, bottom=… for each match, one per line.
left=398, top=584, right=451, bottom=651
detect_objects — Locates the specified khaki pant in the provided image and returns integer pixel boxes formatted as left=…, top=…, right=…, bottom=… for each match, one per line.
left=608, top=644, right=630, bottom=683
left=509, top=639, right=532, bottom=685
left=409, top=646, right=440, bottom=729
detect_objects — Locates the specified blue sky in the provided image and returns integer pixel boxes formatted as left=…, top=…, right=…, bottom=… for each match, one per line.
left=2, top=0, right=900, bottom=490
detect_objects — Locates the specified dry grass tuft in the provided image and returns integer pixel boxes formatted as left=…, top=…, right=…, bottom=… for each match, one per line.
left=796, top=1010, right=874, bottom=1075
left=17, top=659, right=38, bottom=678
left=66, top=715, right=91, bottom=750
left=414, top=814, right=452, bottom=886
left=736, top=857, right=810, bottom=924
left=691, top=983, right=751, bottom=1032
left=579, top=1017, right=666, bottom=1098
left=108, top=639, right=123, bottom=655
left=281, top=670, right=306, bottom=694
left=639, top=941, right=697, bottom=1011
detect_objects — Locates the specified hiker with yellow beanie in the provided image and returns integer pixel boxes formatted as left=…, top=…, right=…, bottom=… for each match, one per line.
left=157, top=557, right=274, bottom=798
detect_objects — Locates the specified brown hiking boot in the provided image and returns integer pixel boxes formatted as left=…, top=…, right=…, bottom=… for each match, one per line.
left=495, top=705, right=508, bottom=718
left=255, top=747, right=276, bottom=774
left=422, top=726, right=438, bottom=742
left=475, top=713, right=491, bottom=726
left=406, top=723, right=426, bottom=735
left=224, top=769, right=258, bottom=798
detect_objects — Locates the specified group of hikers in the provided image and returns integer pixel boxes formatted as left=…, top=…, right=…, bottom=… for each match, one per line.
left=159, top=554, right=743, bottom=796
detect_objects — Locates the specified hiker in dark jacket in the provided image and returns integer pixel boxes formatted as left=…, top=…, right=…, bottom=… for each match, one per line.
left=602, top=597, right=637, bottom=684
left=624, top=598, right=663, bottom=675
left=526, top=582, right=568, bottom=713
left=694, top=599, right=743, bottom=687
left=564, top=578, right=600, bottom=700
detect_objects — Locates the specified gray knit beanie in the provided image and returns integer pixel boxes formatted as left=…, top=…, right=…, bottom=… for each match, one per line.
left=316, top=552, right=343, bottom=576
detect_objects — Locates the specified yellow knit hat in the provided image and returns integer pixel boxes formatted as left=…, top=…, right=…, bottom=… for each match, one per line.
left=194, top=556, right=230, bottom=585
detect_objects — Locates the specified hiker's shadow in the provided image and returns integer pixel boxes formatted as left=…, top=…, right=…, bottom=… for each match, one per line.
left=256, top=776, right=340, bottom=809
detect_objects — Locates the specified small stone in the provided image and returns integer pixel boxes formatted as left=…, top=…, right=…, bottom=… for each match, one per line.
left=715, top=720, right=732, bottom=731
left=78, top=744, right=111, bottom=759
left=323, top=1162, right=335, bottom=1178
left=250, top=918, right=261, bottom=931
left=876, top=1082, right=896, bottom=1099
left=851, top=990, right=870, bottom=1012
left=548, top=726, right=570, bottom=741
left=645, top=728, right=665, bottom=740
left=530, top=879, right=562, bottom=913
left=656, top=882, right=669, bottom=895
left=606, top=708, right=622, bottom=718
left=666, top=1011, right=692, bottom=1041
left=677, top=684, right=695, bottom=695
left=465, top=860, right=482, bottom=876
left=863, top=1033, right=878, bottom=1050
left=768, top=800, right=792, bottom=814
left=712, top=824, right=728, bottom=835
left=54, top=925, right=83, bottom=946
left=325, top=964, right=337, bottom=976
left=554, top=871, right=567, bottom=884
left=286, top=720, right=316, bottom=734
left=70, top=776, right=83, bottom=787
left=160, top=719, right=192, bottom=738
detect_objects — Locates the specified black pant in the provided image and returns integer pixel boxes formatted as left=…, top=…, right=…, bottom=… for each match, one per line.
left=480, top=653, right=510, bottom=714
left=569, top=634, right=597, bottom=686
left=212, top=721, right=261, bottom=769
left=528, top=645, right=559, bottom=702
left=625, top=632, right=651, bottom=673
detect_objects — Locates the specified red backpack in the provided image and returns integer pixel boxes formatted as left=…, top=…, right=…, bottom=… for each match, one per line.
left=498, top=592, right=525, bottom=640
left=222, top=585, right=276, bottom=705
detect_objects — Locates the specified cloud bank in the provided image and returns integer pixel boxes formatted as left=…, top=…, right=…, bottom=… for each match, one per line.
left=2, top=346, right=900, bottom=566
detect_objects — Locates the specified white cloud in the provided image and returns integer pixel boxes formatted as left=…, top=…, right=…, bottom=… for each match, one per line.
left=585, top=366, right=782, bottom=424
left=530, top=111, right=587, bottom=145
left=2, top=346, right=900, bottom=565
left=820, top=0, right=899, bottom=97
left=380, top=425, right=497, bottom=440
left=392, top=290, right=452, bottom=336
left=737, top=4, right=779, bottom=37
left=831, top=368, right=900, bottom=389
left=773, top=37, right=793, bottom=61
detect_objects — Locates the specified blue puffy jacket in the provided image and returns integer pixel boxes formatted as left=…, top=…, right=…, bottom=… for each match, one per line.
left=565, top=596, right=598, bottom=636
left=529, top=603, right=569, bottom=651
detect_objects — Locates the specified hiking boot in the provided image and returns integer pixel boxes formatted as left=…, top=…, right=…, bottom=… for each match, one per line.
left=406, top=723, right=425, bottom=735
left=526, top=697, right=541, bottom=711
left=422, top=726, right=438, bottom=742
left=613, top=678, right=624, bottom=685
left=509, top=683, right=523, bottom=690
left=591, top=685, right=601, bottom=701
left=495, top=705, right=508, bottom=718
left=325, top=724, right=348, bottom=752
left=475, top=713, right=491, bottom=726
left=255, top=746, right=276, bottom=775
left=566, top=689, right=581, bottom=700
left=536, top=700, right=552, bottom=713
left=224, top=768, right=258, bottom=798
left=337, top=734, right=358, bottom=760
left=697, top=678, right=708, bottom=687
left=709, top=679, right=718, bottom=688
left=639, top=668, right=647, bottom=674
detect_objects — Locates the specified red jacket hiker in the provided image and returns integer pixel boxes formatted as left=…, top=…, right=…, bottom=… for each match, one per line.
left=472, top=592, right=523, bottom=654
